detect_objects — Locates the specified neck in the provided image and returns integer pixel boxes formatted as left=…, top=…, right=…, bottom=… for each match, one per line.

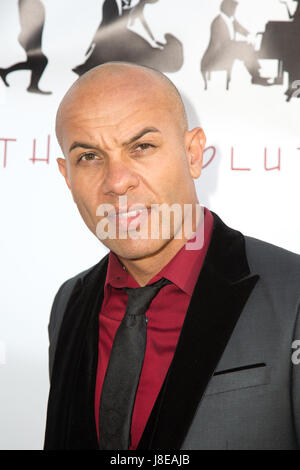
left=118, top=203, right=203, bottom=286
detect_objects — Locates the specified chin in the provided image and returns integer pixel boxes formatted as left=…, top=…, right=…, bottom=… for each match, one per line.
left=101, top=236, right=170, bottom=261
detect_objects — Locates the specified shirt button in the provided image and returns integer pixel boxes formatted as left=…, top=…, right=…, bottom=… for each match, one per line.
left=145, top=317, right=149, bottom=323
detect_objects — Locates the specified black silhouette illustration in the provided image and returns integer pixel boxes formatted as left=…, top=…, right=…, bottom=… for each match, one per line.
left=72, top=0, right=183, bottom=76
left=258, top=0, right=300, bottom=101
left=0, top=0, right=51, bottom=95
left=201, top=0, right=271, bottom=89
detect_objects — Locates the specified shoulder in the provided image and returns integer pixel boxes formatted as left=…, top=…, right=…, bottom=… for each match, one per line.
left=48, top=255, right=109, bottom=340
left=245, top=235, right=300, bottom=275
left=244, top=235, right=300, bottom=288
left=212, top=15, right=223, bottom=26
left=51, top=264, right=97, bottom=312
left=47, top=254, right=109, bottom=377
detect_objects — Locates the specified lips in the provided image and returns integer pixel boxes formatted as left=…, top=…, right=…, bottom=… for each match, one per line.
left=107, top=205, right=150, bottom=232
left=107, top=205, right=149, bottom=218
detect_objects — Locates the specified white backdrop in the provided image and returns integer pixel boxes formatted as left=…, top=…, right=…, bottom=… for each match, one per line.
left=0, top=0, right=299, bottom=449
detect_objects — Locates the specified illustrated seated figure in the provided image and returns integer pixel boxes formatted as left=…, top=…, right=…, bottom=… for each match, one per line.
left=201, top=0, right=271, bottom=88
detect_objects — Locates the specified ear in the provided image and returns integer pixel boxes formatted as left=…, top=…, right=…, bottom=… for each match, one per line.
left=184, top=127, right=206, bottom=179
left=57, top=157, right=72, bottom=191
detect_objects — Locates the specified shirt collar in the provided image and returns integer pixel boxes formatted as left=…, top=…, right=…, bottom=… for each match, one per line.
left=105, top=206, right=214, bottom=296
left=220, top=12, right=234, bottom=22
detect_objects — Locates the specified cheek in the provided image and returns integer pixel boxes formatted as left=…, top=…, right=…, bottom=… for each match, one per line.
left=68, top=169, right=101, bottom=207
left=154, top=149, right=189, bottom=193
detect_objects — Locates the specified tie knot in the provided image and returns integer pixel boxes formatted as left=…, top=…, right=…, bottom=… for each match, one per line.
left=123, top=277, right=171, bottom=317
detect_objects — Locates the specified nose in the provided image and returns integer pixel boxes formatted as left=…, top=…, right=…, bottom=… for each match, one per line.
left=102, top=158, right=139, bottom=196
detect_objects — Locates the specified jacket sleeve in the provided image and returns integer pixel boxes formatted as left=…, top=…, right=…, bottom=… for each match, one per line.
left=48, top=277, right=78, bottom=380
left=291, top=302, right=300, bottom=448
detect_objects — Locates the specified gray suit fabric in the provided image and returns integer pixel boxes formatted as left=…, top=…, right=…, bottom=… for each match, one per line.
left=47, top=234, right=300, bottom=449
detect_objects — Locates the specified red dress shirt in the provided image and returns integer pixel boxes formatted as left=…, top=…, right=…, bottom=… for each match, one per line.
left=95, top=206, right=214, bottom=449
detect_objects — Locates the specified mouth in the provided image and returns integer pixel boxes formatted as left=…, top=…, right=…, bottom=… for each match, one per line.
left=107, top=206, right=150, bottom=232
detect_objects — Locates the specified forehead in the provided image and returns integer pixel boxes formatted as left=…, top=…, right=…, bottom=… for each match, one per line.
left=58, top=79, right=174, bottom=149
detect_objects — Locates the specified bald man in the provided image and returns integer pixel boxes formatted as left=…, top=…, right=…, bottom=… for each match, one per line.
left=44, top=62, right=300, bottom=450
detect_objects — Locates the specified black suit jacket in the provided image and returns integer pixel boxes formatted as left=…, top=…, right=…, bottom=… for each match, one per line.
left=44, top=211, right=300, bottom=449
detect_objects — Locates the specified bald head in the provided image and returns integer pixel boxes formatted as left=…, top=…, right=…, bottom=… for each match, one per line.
left=55, top=61, right=205, bottom=266
left=56, top=62, right=188, bottom=149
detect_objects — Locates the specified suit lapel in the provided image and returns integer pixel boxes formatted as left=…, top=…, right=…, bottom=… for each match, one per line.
left=137, top=211, right=259, bottom=449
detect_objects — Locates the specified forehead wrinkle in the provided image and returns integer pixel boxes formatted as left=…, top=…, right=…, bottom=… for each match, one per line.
left=67, top=102, right=160, bottom=136
left=68, top=125, right=120, bottom=154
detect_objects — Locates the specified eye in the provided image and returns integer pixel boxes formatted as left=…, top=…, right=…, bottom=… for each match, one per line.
left=135, top=143, right=155, bottom=152
left=79, top=152, right=98, bottom=162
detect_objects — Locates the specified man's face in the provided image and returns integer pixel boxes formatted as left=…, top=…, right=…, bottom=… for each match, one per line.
left=57, top=74, right=204, bottom=261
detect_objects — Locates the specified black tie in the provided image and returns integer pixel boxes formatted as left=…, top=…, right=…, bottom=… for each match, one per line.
left=98, top=277, right=171, bottom=450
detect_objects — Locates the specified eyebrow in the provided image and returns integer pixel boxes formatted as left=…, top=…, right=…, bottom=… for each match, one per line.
left=122, top=127, right=160, bottom=146
left=68, top=127, right=161, bottom=154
